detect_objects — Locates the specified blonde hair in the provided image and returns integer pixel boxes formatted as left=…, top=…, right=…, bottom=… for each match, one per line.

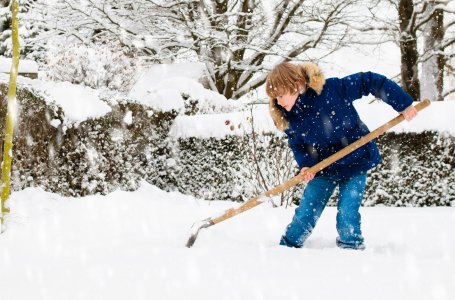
left=266, top=62, right=325, bottom=131
left=265, top=62, right=307, bottom=100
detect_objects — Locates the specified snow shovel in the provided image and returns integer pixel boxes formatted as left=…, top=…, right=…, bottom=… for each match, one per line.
left=185, top=99, right=431, bottom=248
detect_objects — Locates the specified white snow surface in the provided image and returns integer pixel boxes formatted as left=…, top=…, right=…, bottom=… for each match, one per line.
left=0, top=183, right=454, bottom=300
left=128, top=63, right=206, bottom=112
left=0, top=74, right=111, bottom=124
left=0, top=56, right=39, bottom=73
left=128, top=63, right=240, bottom=113
left=169, top=99, right=455, bottom=139
left=39, top=81, right=111, bottom=123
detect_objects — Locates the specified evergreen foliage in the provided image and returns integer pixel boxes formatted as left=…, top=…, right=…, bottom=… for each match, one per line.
left=0, top=83, right=177, bottom=196
left=365, top=132, right=455, bottom=206
left=173, top=132, right=455, bottom=207
left=0, top=0, right=41, bottom=57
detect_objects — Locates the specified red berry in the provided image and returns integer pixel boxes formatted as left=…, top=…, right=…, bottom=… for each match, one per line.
left=225, top=120, right=230, bottom=125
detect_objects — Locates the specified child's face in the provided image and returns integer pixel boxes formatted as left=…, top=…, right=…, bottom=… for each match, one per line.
left=276, top=90, right=299, bottom=111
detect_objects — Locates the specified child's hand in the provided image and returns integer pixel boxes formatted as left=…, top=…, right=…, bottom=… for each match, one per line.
left=300, top=167, right=315, bottom=183
left=401, top=105, right=418, bottom=121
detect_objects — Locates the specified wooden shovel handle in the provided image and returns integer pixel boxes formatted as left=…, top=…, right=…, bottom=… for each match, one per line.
left=211, top=99, right=431, bottom=224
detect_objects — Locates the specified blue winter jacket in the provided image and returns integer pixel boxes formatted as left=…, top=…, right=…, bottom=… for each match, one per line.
left=281, top=72, right=414, bottom=179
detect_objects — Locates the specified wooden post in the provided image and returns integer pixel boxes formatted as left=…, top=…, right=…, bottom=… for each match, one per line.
left=1, top=0, right=20, bottom=232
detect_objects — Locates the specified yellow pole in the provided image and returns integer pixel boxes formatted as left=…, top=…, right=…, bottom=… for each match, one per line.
left=1, top=0, right=20, bottom=232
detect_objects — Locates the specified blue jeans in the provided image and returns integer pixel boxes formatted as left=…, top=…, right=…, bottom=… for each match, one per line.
left=280, top=174, right=367, bottom=249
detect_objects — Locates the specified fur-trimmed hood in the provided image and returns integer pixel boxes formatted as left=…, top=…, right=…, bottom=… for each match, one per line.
left=300, top=62, right=325, bottom=95
left=269, top=62, right=326, bottom=131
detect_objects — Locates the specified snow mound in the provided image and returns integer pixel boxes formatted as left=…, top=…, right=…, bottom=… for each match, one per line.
left=39, top=81, right=111, bottom=123
left=0, top=74, right=111, bottom=124
left=128, top=63, right=240, bottom=113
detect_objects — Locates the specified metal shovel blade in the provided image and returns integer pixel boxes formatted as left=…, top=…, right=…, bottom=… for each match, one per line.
left=185, top=219, right=214, bottom=248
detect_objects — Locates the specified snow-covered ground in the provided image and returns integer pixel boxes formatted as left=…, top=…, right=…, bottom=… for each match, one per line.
left=0, top=183, right=454, bottom=300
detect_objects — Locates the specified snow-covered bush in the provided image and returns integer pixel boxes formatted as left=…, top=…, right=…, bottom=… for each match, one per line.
left=44, top=43, right=138, bottom=93
left=237, top=122, right=301, bottom=207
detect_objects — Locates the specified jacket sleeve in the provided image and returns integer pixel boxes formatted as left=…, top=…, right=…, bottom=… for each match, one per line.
left=336, top=72, right=414, bottom=112
left=287, top=132, right=319, bottom=169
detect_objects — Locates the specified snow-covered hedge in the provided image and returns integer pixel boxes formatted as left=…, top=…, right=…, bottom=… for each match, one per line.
left=171, top=135, right=302, bottom=206
left=0, top=82, right=453, bottom=206
left=170, top=132, right=454, bottom=207
left=365, top=132, right=455, bottom=206
left=0, top=82, right=177, bottom=196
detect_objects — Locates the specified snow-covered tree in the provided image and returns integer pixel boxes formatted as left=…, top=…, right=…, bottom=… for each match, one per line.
left=398, top=0, right=421, bottom=101
left=0, top=0, right=43, bottom=57
left=0, top=0, right=13, bottom=55
left=150, top=0, right=363, bottom=99
left=399, top=0, right=454, bottom=101
left=29, top=0, right=360, bottom=99
left=356, top=0, right=455, bottom=101
left=421, top=1, right=445, bottom=101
